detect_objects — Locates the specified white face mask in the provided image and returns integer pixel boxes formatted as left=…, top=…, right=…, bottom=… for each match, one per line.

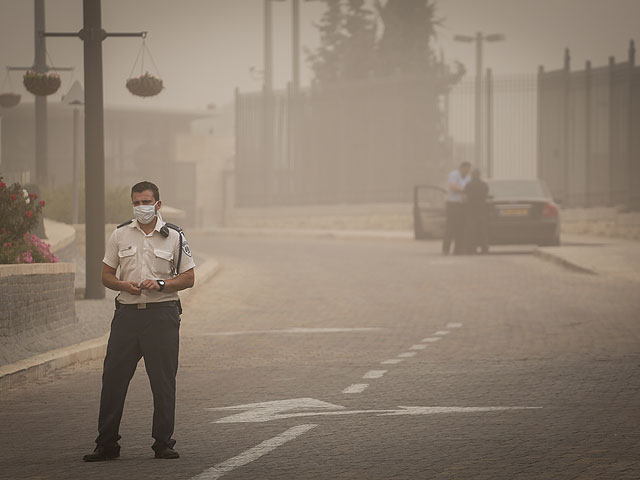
left=133, top=202, right=158, bottom=225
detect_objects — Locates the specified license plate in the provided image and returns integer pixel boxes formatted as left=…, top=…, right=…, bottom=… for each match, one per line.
left=499, top=208, right=529, bottom=217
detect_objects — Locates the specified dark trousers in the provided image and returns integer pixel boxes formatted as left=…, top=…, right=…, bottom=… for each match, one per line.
left=443, top=202, right=465, bottom=254
left=465, top=211, right=489, bottom=254
left=95, top=305, right=180, bottom=451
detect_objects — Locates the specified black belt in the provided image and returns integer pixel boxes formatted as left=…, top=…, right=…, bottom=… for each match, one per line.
left=116, top=300, right=179, bottom=310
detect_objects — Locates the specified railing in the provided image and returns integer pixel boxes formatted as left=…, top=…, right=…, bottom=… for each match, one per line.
left=538, top=41, right=638, bottom=209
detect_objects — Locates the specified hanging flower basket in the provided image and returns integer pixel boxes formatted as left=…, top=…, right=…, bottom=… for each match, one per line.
left=0, top=93, right=21, bottom=108
left=23, top=71, right=61, bottom=96
left=126, top=72, right=163, bottom=97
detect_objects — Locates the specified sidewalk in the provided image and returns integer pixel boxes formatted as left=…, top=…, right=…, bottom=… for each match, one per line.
left=212, top=226, right=640, bottom=281
left=0, top=220, right=221, bottom=392
left=535, top=234, right=640, bottom=282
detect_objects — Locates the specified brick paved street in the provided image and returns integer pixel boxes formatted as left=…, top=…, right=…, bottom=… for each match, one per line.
left=1, top=234, right=639, bottom=479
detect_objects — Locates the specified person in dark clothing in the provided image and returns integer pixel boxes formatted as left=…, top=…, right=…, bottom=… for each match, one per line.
left=463, top=169, right=490, bottom=254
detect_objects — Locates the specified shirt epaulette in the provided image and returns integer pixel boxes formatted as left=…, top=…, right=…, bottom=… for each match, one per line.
left=164, top=222, right=183, bottom=234
left=117, top=220, right=133, bottom=229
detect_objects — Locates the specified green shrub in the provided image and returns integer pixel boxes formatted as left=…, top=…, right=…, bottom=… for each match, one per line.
left=41, top=184, right=132, bottom=224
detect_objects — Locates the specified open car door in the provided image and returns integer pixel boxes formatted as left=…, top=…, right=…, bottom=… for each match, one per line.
left=413, top=185, right=447, bottom=240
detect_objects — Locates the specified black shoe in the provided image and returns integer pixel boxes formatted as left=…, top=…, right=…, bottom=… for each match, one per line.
left=154, top=446, right=180, bottom=459
left=82, top=446, right=120, bottom=462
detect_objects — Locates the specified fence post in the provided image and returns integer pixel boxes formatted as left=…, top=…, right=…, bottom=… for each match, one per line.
left=563, top=48, right=571, bottom=206
left=234, top=87, right=240, bottom=207
left=537, top=65, right=544, bottom=181
left=486, top=67, right=494, bottom=179
left=628, top=40, right=636, bottom=209
left=585, top=61, right=592, bottom=207
left=608, top=56, right=616, bottom=206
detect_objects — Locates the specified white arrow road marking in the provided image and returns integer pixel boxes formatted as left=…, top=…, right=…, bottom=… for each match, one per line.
left=434, top=330, right=450, bottom=336
left=190, top=424, right=318, bottom=480
left=207, top=398, right=542, bottom=424
left=378, top=406, right=542, bottom=416
left=208, top=398, right=344, bottom=423
left=203, top=327, right=383, bottom=336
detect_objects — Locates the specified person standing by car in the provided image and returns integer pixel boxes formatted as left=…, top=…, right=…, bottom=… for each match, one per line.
left=83, top=181, right=196, bottom=462
left=442, top=161, right=471, bottom=255
left=463, top=169, right=490, bottom=254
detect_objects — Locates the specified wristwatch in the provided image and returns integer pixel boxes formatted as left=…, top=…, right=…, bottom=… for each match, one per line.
left=156, top=279, right=165, bottom=292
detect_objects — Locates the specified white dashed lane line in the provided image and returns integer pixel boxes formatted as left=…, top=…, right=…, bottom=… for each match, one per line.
left=340, top=323, right=464, bottom=396
left=342, top=384, right=369, bottom=394
left=190, top=424, right=318, bottom=480
left=363, top=370, right=387, bottom=379
left=381, top=358, right=404, bottom=365
left=421, top=337, right=441, bottom=343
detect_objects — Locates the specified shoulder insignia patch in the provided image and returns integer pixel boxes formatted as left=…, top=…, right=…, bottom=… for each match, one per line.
left=182, top=241, right=192, bottom=257
left=117, top=220, right=133, bottom=228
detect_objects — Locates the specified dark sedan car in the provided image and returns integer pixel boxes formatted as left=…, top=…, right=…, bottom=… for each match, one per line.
left=486, top=179, right=560, bottom=246
left=413, top=179, right=561, bottom=246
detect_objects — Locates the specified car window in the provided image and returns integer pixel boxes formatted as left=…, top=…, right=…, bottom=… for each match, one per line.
left=488, top=181, right=546, bottom=198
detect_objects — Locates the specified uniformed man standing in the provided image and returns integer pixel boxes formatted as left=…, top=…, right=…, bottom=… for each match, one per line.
left=83, top=181, right=195, bottom=462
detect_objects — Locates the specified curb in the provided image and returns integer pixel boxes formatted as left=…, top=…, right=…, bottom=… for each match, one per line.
left=532, top=249, right=597, bottom=275
left=208, top=227, right=414, bottom=242
left=0, top=254, right=221, bottom=393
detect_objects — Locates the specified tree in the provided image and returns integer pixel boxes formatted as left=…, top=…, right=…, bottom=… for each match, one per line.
left=309, top=0, right=463, bottom=86
left=341, top=0, right=378, bottom=80
left=307, top=0, right=347, bottom=84
left=375, top=0, right=440, bottom=76
left=307, top=0, right=377, bottom=84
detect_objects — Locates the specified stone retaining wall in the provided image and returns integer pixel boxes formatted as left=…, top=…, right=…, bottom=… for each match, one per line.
left=0, top=263, right=77, bottom=337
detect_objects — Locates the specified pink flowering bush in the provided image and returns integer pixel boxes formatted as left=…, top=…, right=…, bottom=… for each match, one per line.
left=0, top=176, right=55, bottom=264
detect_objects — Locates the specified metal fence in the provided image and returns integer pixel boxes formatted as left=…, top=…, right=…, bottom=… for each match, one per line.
left=445, top=73, right=538, bottom=180
left=538, top=42, right=639, bottom=208
left=235, top=42, right=639, bottom=210
left=235, top=70, right=541, bottom=207
left=235, top=74, right=447, bottom=207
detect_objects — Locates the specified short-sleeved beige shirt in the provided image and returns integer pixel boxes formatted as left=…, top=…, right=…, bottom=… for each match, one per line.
left=103, top=213, right=196, bottom=304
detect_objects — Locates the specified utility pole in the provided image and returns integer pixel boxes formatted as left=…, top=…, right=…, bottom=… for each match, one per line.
left=43, top=0, right=146, bottom=299
left=263, top=0, right=274, bottom=94
left=34, top=0, right=47, bottom=186
left=475, top=32, right=483, bottom=172
left=7, top=0, right=73, bottom=187
left=454, top=32, right=504, bottom=173
left=292, top=0, right=300, bottom=92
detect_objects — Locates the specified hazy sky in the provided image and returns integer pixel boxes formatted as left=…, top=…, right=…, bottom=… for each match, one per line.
left=0, top=0, right=638, bottom=111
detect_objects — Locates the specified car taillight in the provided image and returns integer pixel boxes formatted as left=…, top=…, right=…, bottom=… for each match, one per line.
left=542, top=203, right=558, bottom=217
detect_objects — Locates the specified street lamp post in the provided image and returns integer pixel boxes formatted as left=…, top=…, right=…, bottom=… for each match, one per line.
left=454, top=32, right=504, bottom=173
left=7, top=0, right=74, bottom=187
left=63, top=81, right=84, bottom=225
left=42, top=0, right=146, bottom=299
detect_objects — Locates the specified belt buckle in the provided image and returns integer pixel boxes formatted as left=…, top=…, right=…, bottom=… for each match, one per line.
left=137, top=303, right=147, bottom=309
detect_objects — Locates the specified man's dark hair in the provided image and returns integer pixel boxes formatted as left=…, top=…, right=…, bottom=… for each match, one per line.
left=460, top=161, right=472, bottom=169
left=131, top=181, right=160, bottom=202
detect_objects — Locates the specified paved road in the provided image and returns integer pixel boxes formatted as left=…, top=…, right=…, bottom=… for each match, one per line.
left=1, top=235, right=639, bottom=479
